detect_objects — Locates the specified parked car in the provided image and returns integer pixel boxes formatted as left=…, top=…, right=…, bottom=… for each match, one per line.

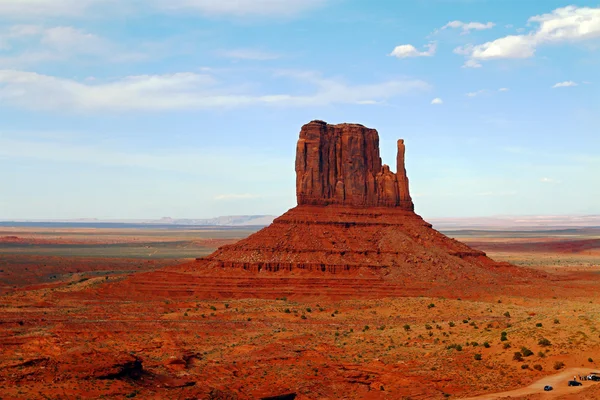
left=568, top=380, right=583, bottom=387
left=589, top=375, right=600, bottom=381
left=543, top=385, right=553, bottom=391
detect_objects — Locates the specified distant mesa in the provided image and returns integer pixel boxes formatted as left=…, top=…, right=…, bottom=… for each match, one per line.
left=115, top=120, right=538, bottom=299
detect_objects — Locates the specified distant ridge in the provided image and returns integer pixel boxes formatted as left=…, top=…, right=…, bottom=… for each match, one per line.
left=0, top=215, right=277, bottom=227
left=428, top=215, right=600, bottom=230
left=2, top=215, right=599, bottom=230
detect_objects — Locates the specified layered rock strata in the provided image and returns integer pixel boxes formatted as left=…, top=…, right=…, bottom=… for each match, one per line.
left=114, top=120, right=537, bottom=299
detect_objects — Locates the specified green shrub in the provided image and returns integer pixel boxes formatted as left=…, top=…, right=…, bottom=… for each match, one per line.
left=538, top=338, right=551, bottom=347
left=513, top=352, right=524, bottom=362
left=504, top=312, right=511, bottom=318
left=483, top=342, right=490, bottom=348
left=553, top=361, right=565, bottom=370
left=535, top=322, right=542, bottom=327
left=521, top=347, right=534, bottom=357
left=474, top=353, right=482, bottom=361
left=533, top=364, right=543, bottom=371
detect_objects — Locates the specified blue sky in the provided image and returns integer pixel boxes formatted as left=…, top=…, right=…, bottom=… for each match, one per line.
left=0, top=0, right=598, bottom=220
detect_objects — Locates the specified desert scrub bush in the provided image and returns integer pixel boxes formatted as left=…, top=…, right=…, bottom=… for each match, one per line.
left=428, top=303, right=435, bottom=309
left=403, top=324, right=411, bottom=331
left=503, top=343, right=511, bottom=349
left=284, top=308, right=291, bottom=313
left=504, top=312, right=511, bottom=318
left=301, top=315, right=307, bottom=320
left=210, top=306, right=217, bottom=311
left=306, top=308, right=312, bottom=313
left=533, top=364, right=543, bottom=371
left=474, top=353, right=482, bottom=361
left=521, top=347, right=534, bottom=357
left=554, top=318, right=560, bottom=324
left=447, top=344, right=463, bottom=351
left=483, top=342, right=490, bottom=348
left=513, top=352, right=524, bottom=362
left=535, top=322, right=543, bottom=327
left=538, top=338, right=551, bottom=347
left=553, top=361, right=565, bottom=370
left=425, top=324, right=432, bottom=330
left=500, top=331, right=508, bottom=341
left=521, top=364, right=529, bottom=370
left=225, top=303, right=230, bottom=309
left=448, top=321, right=455, bottom=327
left=537, top=351, right=546, bottom=358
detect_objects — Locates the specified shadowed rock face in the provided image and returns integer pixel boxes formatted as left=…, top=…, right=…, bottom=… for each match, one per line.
left=295, top=120, right=413, bottom=210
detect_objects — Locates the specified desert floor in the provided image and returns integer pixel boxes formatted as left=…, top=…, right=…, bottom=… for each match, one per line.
left=1, top=226, right=599, bottom=399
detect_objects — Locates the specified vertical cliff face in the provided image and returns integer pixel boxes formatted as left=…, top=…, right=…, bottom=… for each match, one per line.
left=295, top=120, right=414, bottom=210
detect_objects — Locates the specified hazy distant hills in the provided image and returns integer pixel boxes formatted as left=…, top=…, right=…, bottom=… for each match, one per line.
left=428, top=215, right=600, bottom=230
left=2, top=215, right=599, bottom=230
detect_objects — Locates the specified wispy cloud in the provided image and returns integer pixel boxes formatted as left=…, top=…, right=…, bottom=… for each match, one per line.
left=0, top=0, right=328, bottom=18
left=466, top=89, right=486, bottom=97
left=0, top=25, right=144, bottom=67
left=153, top=0, right=327, bottom=17
left=436, top=20, right=495, bottom=35
left=431, top=97, right=443, bottom=105
left=552, top=81, right=578, bottom=88
left=0, top=69, right=429, bottom=112
left=455, top=6, right=600, bottom=67
left=498, top=87, right=509, bottom=92
left=390, top=42, right=436, bottom=58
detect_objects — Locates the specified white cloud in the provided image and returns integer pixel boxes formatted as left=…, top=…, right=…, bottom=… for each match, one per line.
left=456, top=6, right=600, bottom=67
left=214, top=194, right=261, bottom=200
left=439, top=20, right=495, bottom=34
left=552, top=81, right=578, bottom=88
left=151, top=0, right=327, bottom=17
left=0, top=69, right=429, bottom=112
left=466, top=89, right=485, bottom=97
left=0, top=0, right=326, bottom=18
left=0, top=0, right=107, bottom=18
left=498, top=87, right=509, bottom=92
left=218, top=48, right=280, bottom=60
left=431, top=97, right=443, bottom=105
left=0, top=25, right=144, bottom=67
left=390, top=42, right=436, bottom=58
left=462, top=59, right=482, bottom=68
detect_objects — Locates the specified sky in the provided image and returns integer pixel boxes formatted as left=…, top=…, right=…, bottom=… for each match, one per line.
left=0, top=0, right=598, bottom=220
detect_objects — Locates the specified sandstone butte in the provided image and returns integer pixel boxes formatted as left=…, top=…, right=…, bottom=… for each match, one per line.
left=113, top=120, right=540, bottom=300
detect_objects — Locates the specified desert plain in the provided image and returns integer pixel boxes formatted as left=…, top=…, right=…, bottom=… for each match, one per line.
left=1, top=224, right=600, bottom=399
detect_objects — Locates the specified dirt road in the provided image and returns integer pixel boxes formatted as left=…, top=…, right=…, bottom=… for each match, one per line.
left=464, top=368, right=600, bottom=399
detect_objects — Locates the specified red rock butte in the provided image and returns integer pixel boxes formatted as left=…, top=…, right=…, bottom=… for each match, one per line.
left=296, top=120, right=413, bottom=210
left=107, top=121, right=539, bottom=300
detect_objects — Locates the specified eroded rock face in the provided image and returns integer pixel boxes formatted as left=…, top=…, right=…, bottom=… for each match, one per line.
left=295, top=120, right=414, bottom=210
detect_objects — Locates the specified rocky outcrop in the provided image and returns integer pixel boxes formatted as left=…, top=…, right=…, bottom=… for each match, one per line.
left=295, top=120, right=413, bottom=210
